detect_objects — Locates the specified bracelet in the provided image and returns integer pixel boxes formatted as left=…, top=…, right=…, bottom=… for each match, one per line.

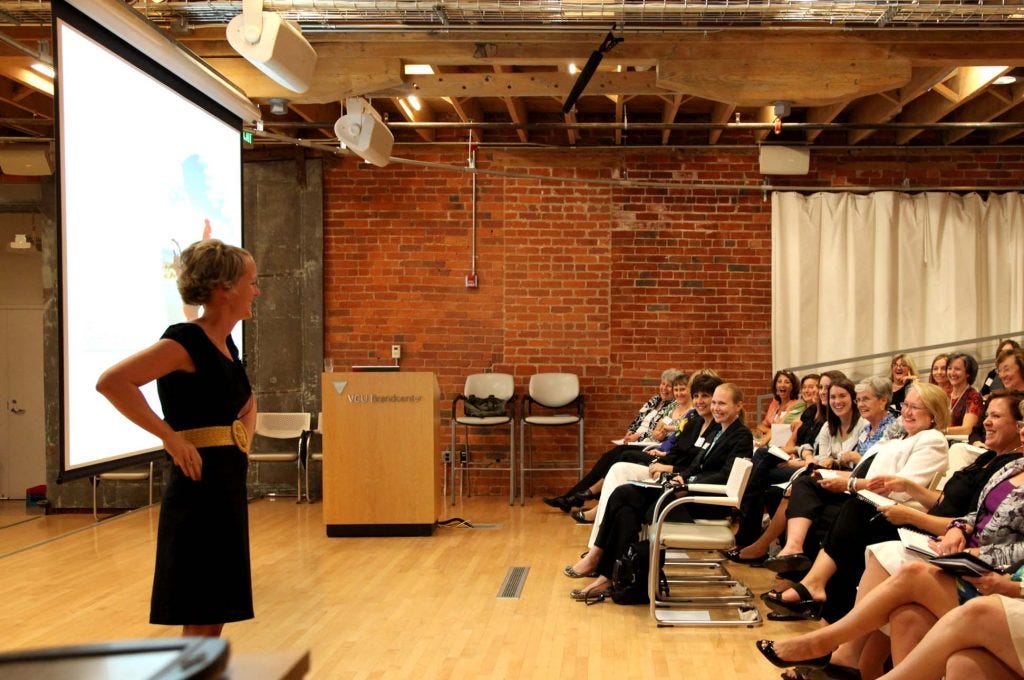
left=846, top=476, right=856, bottom=492
left=947, top=518, right=972, bottom=536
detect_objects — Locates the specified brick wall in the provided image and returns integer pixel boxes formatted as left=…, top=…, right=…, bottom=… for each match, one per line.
left=322, top=146, right=1023, bottom=497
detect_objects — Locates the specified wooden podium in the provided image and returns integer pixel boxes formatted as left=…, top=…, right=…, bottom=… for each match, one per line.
left=321, top=371, right=441, bottom=536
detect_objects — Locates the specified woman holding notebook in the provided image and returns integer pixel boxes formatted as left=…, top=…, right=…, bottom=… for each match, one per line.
left=755, top=402, right=1024, bottom=679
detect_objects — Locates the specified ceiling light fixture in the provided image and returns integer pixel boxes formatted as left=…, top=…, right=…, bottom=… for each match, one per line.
left=267, top=97, right=289, bottom=115
left=30, top=62, right=55, bottom=78
left=404, top=64, right=435, bottom=75
left=568, top=62, right=578, bottom=75
left=994, top=74, right=1018, bottom=85
left=407, top=95, right=422, bottom=112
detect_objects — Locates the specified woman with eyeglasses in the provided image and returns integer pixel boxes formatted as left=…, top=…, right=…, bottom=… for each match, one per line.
left=981, top=339, right=1022, bottom=397
left=762, top=381, right=948, bottom=575
left=755, top=407, right=1024, bottom=679
left=888, top=353, right=918, bottom=415
left=762, top=390, right=1024, bottom=626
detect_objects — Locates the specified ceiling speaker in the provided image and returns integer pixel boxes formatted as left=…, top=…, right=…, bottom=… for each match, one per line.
left=0, top=145, right=53, bottom=176
left=759, top=146, right=810, bottom=175
left=334, top=98, right=394, bottom=168
left=226, top=10, right=317, bottom=93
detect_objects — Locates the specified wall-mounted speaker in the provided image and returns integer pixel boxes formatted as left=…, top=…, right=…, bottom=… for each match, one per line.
left=226, top=11, right=317, bottom=93
left=334, top=98, right=394, bottom=168
left=759, top=146, right=811, bottom=175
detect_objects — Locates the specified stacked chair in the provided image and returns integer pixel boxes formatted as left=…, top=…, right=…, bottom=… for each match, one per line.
left=645, top=457, right=763, bottom=627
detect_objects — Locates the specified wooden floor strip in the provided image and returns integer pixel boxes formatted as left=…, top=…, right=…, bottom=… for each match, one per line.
left=0, top=496, right=821, bottom=679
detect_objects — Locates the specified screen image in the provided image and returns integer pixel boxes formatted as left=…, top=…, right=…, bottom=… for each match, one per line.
left=55, top=1, right=243, bottom=480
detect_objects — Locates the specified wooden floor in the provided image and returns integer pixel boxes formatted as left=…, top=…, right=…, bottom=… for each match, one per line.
left=0, top=496, right=819, bottom=679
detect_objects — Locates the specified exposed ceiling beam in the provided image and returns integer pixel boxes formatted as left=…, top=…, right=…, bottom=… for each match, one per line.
left=894, top=66, right=1010, bottom=144
left=944, top=82, right=1024, bottom=144
left=708, top=102, right=735, bottom=145
left=847, top=67, right=955, bottom=144
left=804, top=100, right=850, bottom=143
left=494, top=65, right=528, bottom=143
left=392, top=95, right=436, bottom=142
left=660, top=94, right=688, bottom=145
left=373, top=70, right=665, bottom=99
left=990, top=101, right=1024, bottom=144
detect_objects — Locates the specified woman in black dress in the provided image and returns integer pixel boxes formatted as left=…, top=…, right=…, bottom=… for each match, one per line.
left=96, top=239, right=259, bottom=637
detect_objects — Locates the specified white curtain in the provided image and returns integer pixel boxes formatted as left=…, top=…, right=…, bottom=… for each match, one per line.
left=772, top=191, right=1024, bottom=372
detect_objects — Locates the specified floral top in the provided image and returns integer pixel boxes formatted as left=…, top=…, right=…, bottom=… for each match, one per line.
left=949, top=386, right=983, bottom=428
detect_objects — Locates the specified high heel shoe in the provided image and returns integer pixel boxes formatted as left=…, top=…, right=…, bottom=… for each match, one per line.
left=571, top=510, right=594, bottom=524
left=755, top=640, right=832, bottom=670
left=542, top=495, right=574, bottom=513
left=723, top=547, right=767, bottom=566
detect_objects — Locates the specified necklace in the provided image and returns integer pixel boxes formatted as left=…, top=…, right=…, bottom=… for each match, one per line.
left=949, top=386, right=968, bottom=412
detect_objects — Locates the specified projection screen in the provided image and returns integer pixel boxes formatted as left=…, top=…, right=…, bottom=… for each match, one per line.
left=53, top=0, right=256, bottom=481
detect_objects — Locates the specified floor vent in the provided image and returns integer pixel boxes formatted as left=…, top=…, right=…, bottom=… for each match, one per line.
left=497, top=566, right=529, bottom=599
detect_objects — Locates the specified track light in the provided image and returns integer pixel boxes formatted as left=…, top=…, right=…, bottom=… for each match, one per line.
left=561, top=27, right=623, bottom=114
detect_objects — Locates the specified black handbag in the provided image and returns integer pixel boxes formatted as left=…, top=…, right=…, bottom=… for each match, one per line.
left=609, top=541, right=667, bottom=605
left=463, top=394, right=507, bottom=418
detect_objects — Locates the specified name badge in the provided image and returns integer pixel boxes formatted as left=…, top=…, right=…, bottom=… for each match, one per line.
left=695, top=437, right=705, bottom=447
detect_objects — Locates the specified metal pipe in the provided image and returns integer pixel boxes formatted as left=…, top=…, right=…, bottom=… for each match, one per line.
left=260, top=120, right=1024, bottom=132
left=786, top=331, right=1024, bottom=374
left=252, top=129, right=1024, bottom=193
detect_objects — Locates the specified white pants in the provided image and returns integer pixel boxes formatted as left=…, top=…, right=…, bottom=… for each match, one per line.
left=587, top=461, right=658, bottom=548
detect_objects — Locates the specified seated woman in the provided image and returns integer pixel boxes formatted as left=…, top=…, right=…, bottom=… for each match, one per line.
left=731, top=371, right=849, bottom=559
left=981, top=339, right=1022, bottom=397
left=543, top=369, right=687, bottom=512
left=798, top=377, right=866, bottom=470
left=565, top=374, right=723, bottom=536
left=970, top=348, right=1024, bottom=443
left=929, top=352, right=951, bottom=393
left=887, top=353, right=918, bottom=415
left=876, top=588, right=1024, bottom=680
left=763, top=390, right=1024, bottom=624
left=754, top=369, right=805, bottom=448
left=755, top=451, right=1024, bottom=677
left=762, top=380, right=947, bottom=575
left=945, top=352, right=983, bottom=436
left=733, top=371, right=835, bottom=551
left=837, top=375, right=900, bottom=472
left=563, top=383, right=752, bottom=600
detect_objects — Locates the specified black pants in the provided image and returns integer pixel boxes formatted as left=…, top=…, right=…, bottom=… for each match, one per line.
left=819, top=496, right=901, bottom=622
left=563, top=445, right=656, bottom=497
left=736, top=447, right=796, bottom=547
left=593, top=484, right=731, bottom=578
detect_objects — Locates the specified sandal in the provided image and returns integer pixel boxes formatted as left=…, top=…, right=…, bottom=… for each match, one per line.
left=761, top=582, right=825, bottom=621
left=563, top=565, right=597, bottom=578
left=763, top=553, right=812, bottom=574
left=570, top=587, right=609, bottom=604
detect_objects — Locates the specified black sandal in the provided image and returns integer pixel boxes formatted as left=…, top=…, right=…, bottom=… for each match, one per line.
left=761, top=582, right=825, bottom=620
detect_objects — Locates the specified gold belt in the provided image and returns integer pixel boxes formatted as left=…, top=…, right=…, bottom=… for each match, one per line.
left=178, top=421, right=250, bottom=454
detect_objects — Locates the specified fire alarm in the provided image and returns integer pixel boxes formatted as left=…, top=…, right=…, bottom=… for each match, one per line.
left=465, top=273, right=479, bottom=288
